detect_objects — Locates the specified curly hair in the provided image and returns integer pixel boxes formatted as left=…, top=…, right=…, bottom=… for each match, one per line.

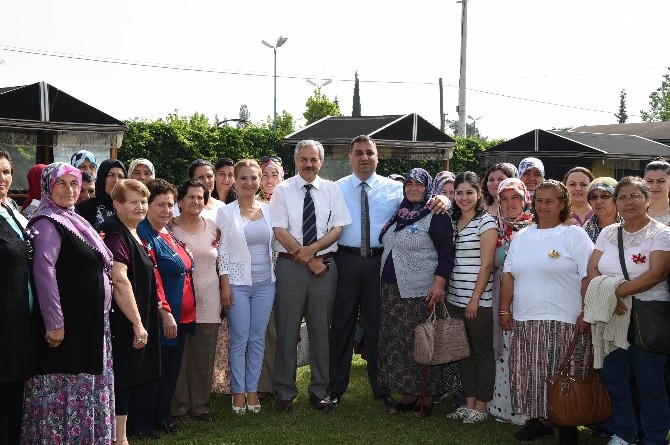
left=146, top=178, right=177, bottom=204
left=531, top=180, right=572, bottom=224
left=481, top=163, right=515, bottom=206
left=177, top=178, right=210, bottom=206
left=452, top=171, right=487, bottom=221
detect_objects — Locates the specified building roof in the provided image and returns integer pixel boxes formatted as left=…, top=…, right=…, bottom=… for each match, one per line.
left=285, top=114, right=455, bottom=146
left=570, top=121, right=670, bottom=144
left=482, top=129, right=670, bottom=160
left=0, top=81, right=126, bottom=132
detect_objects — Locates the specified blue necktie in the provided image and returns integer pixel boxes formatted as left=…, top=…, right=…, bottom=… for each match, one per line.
left=302, top=184, right=317, bottom=246
left=361, top=182, right=370, bottom=257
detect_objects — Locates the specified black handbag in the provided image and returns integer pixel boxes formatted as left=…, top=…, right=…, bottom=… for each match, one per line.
left=617, top=224, right=670, bottom=354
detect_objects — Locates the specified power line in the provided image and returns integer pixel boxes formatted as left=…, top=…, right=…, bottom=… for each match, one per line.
left=0, top=45, right=642, bottom=117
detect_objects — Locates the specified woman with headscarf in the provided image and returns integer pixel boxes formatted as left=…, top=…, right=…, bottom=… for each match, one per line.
left=76, top=158, right=127, bottom=230
left=583, top=177, right=620, bottom=243
left=377, top=168, right=455, bottom=418
left=100, top=179, right=160, bottom=443
left=70, top=150, right=98, bottom=177
left=433, top=170, right=456, bottom=202
left=518, top=157, right=545, bottom=195
left=257, top=156, right=284, bottom=204
left=487, top=177, right=532, bottom=425
left=128, top=158, right=156, bottom=185
left=22, top=162, right=115, bottom=444
left=445, top=171, right=498, bottom=424
left=21, top=163, right=46, bottom=218
left=0, top=149, right=33, bottom=444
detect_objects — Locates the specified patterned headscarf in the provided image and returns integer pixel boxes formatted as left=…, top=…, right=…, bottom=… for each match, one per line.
left=588, top=177, right=617, bottom=197
left=518, top=157, right=545, bottom=179
left=128, top=158, right=155, bottom=176
left=379, top=168, right=433, bottom=241
left=22, top=164, right=46, bottom=210
left=432, top=170, right=456, bottom=196
left=32, top=163, right=112, bottom=268
left=496, top=177, right=533, bottom=248
left=70, top=150, right=97, bottom=169
left=260, top=157, right=284, bottom=180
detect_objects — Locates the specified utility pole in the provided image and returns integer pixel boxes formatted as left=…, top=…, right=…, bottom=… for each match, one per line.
left=457, top=0, right=468, bottom=137
left=439, top=78, right=445, bottom=133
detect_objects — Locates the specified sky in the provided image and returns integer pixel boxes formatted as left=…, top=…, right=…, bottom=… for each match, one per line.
left=1, top=0, right=668, bottom=140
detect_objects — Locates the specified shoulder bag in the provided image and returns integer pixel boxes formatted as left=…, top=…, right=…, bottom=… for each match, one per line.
left=413, top=302, right=470, bottom=365
left=617, top=224, right=670, bottom=354
left=547, top=330, right=612, bottom=426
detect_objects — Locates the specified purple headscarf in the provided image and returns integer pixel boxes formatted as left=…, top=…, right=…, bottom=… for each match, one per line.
left=32, top=162, right=112, bottom=267
left=379, top=168, right=433, bottom=242
left=432, top=170, right=456, bottom=196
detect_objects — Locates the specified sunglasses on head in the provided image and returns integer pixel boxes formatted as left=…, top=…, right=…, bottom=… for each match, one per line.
left=260, top=156, right=282, bottom=164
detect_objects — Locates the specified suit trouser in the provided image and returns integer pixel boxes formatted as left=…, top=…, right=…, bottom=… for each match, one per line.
left=273, top=257, right=337, bottom=401
left=328, top=251, right=389, bottom=397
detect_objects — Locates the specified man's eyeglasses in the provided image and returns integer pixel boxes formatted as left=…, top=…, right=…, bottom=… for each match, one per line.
left=260, top=156, right=282, bottom=164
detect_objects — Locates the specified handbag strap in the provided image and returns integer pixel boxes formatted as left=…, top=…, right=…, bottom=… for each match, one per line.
left=557, top=328, right=582, bottom=374
left=617, top=224, right=630, bottom=281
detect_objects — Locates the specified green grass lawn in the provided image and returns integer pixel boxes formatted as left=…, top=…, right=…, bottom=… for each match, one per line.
left=133, top=356, right=613, bottom=445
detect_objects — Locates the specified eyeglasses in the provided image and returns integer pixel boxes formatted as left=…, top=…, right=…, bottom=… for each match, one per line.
left=615, top=193, right=644, bottom=202
left=588, top=193, right=612, bottom=201
left=260, top=156, right=282, bottom=164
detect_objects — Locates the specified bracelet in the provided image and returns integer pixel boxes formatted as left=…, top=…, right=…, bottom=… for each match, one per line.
left=499, top=310, right=512, bottom=315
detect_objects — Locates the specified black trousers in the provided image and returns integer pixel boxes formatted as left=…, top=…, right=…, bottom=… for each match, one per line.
left=155, top=324, right=188, bottom=429
left=0, top=379, right=24, bottom=445
left=328, top=251, right=389, bottom=397
left=126, top=379, right=160, bottom=436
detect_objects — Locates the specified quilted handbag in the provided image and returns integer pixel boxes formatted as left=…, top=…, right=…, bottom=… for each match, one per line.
left=547, top=331, right=612, bottom=426
left=296, top=322, right=309, bottom=367
left=413, top=303, right=470, bottom=365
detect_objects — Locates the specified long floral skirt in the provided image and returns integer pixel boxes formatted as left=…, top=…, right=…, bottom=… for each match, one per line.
left=21, top=317, right=115, bottom=444
left=211, top=318, right=231, bottom=394
left=377, top=283, right=462, bottom=396
left=509, top=320, right=589, bottom=419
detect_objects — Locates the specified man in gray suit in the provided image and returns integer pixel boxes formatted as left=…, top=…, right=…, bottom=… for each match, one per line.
left=271, top=139, right=352, bottom=413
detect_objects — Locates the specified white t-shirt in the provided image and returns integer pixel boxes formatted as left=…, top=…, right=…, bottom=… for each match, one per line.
left=447, top=213, right=497, bottom=308
left=503, top=224, right=593, bottom=323
left=594, top=219, right=670, bottom=302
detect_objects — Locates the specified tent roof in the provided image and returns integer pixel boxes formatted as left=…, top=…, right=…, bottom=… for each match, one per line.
left=0, top=82, right=126, bottom=132
left=571, top=122, right=670, bottom=143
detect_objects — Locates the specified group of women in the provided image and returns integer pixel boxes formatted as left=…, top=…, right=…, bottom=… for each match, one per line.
left=377, top=156, right=670, bottom=445
left=0, top=147, right=285, bottom=444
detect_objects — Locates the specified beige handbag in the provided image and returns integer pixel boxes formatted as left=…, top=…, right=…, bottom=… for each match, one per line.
left=413, top=303, right=470, bottom=365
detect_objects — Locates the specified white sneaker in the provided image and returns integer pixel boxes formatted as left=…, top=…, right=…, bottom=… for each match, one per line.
left=606, top=435, right=630, bottom=445
left=463, top=410, right=487, bottom=424
left=446, top=405, right=472, bottom=419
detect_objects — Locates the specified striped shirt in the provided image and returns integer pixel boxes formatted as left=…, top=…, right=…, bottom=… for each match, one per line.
left=447, top=213, right=497, bottom=308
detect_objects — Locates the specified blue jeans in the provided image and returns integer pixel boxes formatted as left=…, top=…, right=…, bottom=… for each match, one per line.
left=601, top=345, right=670, bottom=445
left=227, top=279, right=275, bottom=393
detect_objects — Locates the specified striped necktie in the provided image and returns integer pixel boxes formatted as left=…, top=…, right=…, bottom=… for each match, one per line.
left=302, top=184, right=317, bottom=246
left=361, top=182, right=370, bottom=257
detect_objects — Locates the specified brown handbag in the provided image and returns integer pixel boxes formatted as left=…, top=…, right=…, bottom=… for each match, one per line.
left=413, top=303, right=470, bottom=365
left=546, top=330, right=612, bottom=426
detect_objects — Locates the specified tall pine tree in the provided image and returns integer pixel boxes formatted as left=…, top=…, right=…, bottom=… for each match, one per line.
left=352, top=71, right=362, bottom=117
left=614, top=89, right=628, bottom=124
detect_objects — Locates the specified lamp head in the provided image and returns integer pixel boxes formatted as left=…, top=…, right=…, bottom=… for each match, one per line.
left=261, top=40, right=273, bottom=49
left=276, top=36, right=288, bottom=47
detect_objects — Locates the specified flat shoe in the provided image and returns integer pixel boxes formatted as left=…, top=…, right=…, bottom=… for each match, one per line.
left=515, top=418, right=554, bottom=441
left=463, top=410, right=487, bottom=424
left=447, top=405, right=472, bottom=419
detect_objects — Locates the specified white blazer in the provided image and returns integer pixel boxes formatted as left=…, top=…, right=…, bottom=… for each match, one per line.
left=216, top=200, right=275, bottom=286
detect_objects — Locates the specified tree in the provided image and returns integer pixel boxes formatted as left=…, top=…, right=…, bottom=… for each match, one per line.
left=615, top=89, right=628, bottom=124
left=641, top=67, right=670, bottom=122
left=262, top=110, right=295, bottom=137
left=303, top=89, right=341, bottom=124
left=446, top=119, right=484, bottom=140
left=352, top=71, right=362, bottom=117
left=238, top=104, right=250, bottom=128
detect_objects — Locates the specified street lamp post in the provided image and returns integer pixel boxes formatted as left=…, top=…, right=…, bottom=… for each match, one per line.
left=262, top=36, right=288, bottom=131
left=306, top=79, right=332, bottom=92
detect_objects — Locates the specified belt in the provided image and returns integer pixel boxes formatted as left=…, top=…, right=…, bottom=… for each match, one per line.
left=338, top=245, right=384, bottom=257
left=277, top=252, right=333, bottom=262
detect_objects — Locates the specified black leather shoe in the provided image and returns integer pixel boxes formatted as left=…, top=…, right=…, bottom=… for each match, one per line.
left=514, top=418, right=554, bottom=441
left=277, top=399, right=293, bottom=414
left=325, top=392, right=341, bottom=406
left=374, top=394, right=397, bottom=407
left=309, top=393, right=334, bottom=413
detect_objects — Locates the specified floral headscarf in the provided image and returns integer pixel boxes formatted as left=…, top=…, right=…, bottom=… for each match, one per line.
left=496, top=177, right=533, bottom=249
left=432, top=170, right=456, bottom=196
left=518, top=157, right=545, bottom=179
left=70, top=150, right=97, bottom=169
left=32, top=163, right=112, bottom=267
left=587, top=177, right=617, bottom=197
left=379, top=168, right=433, bottom=241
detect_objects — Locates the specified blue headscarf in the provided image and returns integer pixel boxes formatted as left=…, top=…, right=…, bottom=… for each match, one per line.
left=379, top=168, right=433, bottom=241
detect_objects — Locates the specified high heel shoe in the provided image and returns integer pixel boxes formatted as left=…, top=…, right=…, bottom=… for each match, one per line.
left=246, top=392, right=261, bottom=413
left=246, top=403, right=261, bottom=414
left=232, top=402, right=246, bottom=414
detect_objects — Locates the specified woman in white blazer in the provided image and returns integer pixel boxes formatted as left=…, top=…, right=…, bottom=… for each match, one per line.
left=216, top=159, right=275, bottom=415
